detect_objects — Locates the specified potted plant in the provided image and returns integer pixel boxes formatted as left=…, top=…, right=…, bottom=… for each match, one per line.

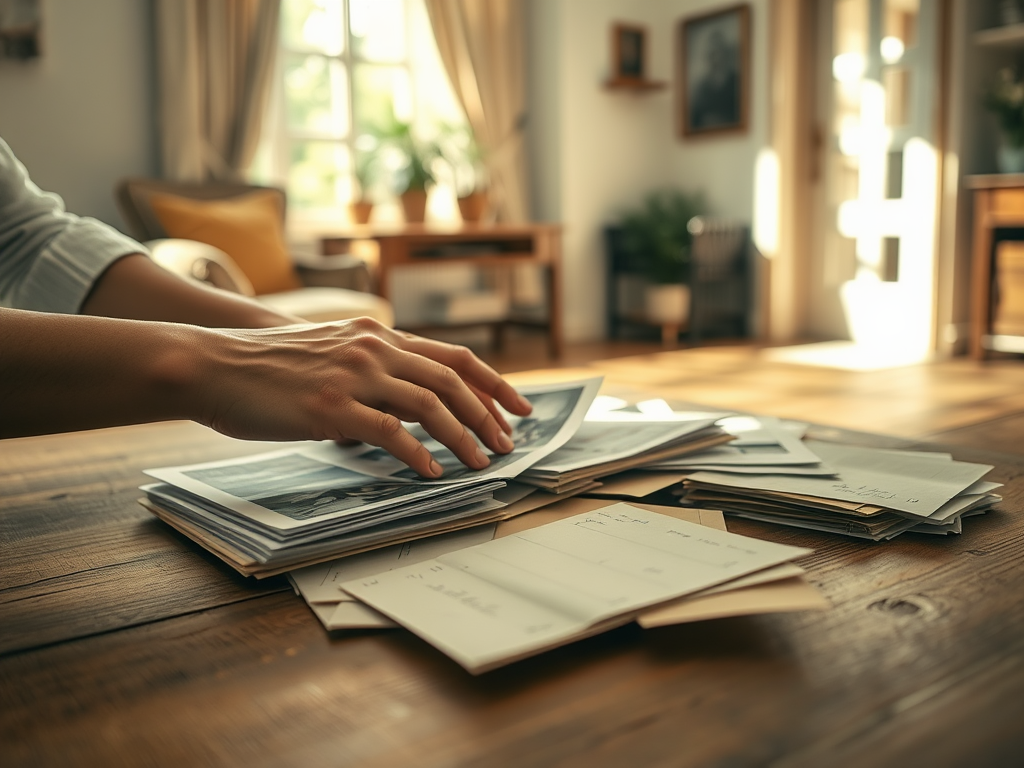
left=985, top=68, right=1024, bottom=173
left=440, top=124, right=490, bottom=223
left=618, top=190, right=706, bottom=326
left=349, top=143, right=377, bottom=225
left=373, top=112, right=439, bottom=224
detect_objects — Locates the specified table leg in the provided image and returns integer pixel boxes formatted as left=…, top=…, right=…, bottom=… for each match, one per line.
left=970, top=192, right=993, bottom=361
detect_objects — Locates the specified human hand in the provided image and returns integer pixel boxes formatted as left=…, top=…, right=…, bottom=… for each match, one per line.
left=189, top=317, right=533, bottom=477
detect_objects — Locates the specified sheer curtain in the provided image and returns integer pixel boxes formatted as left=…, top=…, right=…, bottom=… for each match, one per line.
left=424, top=0, right=530, bottom=223
left=155, top=0, right=281, bottom=182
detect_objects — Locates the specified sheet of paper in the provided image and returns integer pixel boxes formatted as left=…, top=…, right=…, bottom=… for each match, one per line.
left=289, top=524, right=497, bottom=603
left=532, top=418, right=719, bottom=473
left=638, top=577, right=830, bottom=627
left=670, top=464, right=837, bottom=476
left=687, top=440, right=993, bottom=518
left=658, top=416, right=823, bottom=467
left=327, top=601, right=396, bottom=629
left=584, top=471, right=687, bottom=498
left=342, top=503, right=812, bottom=672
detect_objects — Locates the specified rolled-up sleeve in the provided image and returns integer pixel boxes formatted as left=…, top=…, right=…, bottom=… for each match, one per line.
left=0, top=137, right=147, bottom=314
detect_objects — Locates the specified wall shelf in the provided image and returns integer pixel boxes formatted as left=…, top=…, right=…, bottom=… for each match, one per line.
left=603, top=77, right=667, bottom=93
left=975, top=23, right=1024, bottom=47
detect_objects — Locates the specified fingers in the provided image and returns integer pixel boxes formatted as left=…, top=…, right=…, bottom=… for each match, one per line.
left=375, top=379, right=492, bottom=472
left=469, top=382, right=512, bottom=436
left=387, top=352, right=515, bottom=458
left=397, top=335, right=533, bottom=417
left=338, top=402, right=444, bottom=478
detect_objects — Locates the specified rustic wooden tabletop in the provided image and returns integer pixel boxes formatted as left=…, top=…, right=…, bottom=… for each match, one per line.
left=2, top=418, right=1022, bottom=767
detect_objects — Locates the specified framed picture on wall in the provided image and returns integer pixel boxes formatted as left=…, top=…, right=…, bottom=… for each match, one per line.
left=611, top=22, right=648, bottom=82
left=678, top=4, right=750, bottom=138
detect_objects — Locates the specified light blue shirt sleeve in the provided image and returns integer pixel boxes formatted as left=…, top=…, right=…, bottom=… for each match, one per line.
left=0, top=136, right=148, bottom=314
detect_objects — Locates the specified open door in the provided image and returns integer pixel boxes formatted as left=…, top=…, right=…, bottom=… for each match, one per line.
left=806, top=0, right=944, bottom=364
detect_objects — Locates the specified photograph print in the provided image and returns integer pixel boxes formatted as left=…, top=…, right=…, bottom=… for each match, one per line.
left=679, top=4, right=750, bottom=137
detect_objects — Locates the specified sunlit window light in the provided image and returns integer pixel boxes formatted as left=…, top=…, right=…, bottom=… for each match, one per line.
left=880, top=36, right=904, bottom=64
left=832, top=52, right=866, bottom=83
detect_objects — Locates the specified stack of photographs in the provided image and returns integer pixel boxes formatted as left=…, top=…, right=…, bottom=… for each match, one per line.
left=647, top=415, right=836, bottom=476
left=678, top=441, right=1001, bottom=540
left=518, top=413, right=732, bottom=493
left=140, top=378, right=602, bottom=577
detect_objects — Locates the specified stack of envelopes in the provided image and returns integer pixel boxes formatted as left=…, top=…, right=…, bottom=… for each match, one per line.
left=140, top=378, right=603, bottom=577
left=679, top=441, right=1001, bottom=540
left=289, top=499, right=828, bottom=672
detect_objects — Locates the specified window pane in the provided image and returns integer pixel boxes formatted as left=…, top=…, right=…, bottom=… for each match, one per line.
left=883, top=66, right=911, bottom=127
left=284, top=53, right=350, bottom=137
left=883, top=0, right=918, bottom=51
left=282, top=0, right=344, bottom=55
left=353, top=63, right=412, bottom=131
left=288, top=140, right=352, bottom=209
left=350, top=0, right=406, bottom=62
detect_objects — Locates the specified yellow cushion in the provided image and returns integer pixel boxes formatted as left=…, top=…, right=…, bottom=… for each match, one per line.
left=147, top=190, right=300, bottom=295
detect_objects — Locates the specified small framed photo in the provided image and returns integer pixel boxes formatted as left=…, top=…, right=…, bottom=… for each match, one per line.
left=678, top=4, right=750, bottom=138
left=611, top=22, right=647, bottom=82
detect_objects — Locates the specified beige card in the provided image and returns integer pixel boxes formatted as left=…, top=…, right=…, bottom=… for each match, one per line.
left=319, top=498, right=826, bottom=631
left=585, top=470, right=687, bottom=498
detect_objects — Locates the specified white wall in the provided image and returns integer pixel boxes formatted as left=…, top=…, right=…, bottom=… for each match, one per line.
left=0, top=0, right=157, bottom=229
left=528, top=0, right=770, bottom=343
left=664, top=0, right=769, bottom=224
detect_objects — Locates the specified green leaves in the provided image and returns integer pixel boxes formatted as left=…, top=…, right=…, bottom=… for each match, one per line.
left=985, top=68, right=1024, bottom=148
left=619, top=190, right=706, bottom=285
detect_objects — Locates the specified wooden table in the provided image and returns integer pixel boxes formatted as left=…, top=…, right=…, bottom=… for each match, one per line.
left=321, top=223, right=563, bottom=357
left=967, top=174, right=1024, bottom=359
left=3, top=418, right=1024, bottom=767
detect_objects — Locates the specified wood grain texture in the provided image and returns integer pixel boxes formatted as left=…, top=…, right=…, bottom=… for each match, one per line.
left=4, top=354, right=1024, bottom=766
left=0, top=422, right=288, bottom=654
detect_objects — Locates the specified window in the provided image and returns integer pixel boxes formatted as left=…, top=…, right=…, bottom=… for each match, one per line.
left=253, top=0, right=468, bottom=225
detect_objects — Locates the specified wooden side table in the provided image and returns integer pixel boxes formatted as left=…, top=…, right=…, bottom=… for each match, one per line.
left=321, top=223, right=563, bottom=358
left=967, top=174, right=1024, bottom=359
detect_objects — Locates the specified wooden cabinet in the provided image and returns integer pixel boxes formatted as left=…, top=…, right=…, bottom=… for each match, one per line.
left=321, top=223, right=563, bottom=357
left=967, top=175, right=1024, bottom=358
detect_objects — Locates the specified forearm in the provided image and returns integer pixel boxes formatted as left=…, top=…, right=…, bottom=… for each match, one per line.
left=0, top=307, right=208, bottom=438
left=81, top=253, right=302, bottom=328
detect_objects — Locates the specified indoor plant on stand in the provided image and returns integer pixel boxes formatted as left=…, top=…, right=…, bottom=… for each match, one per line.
left=349, top=143, right=377, bottom=225
left=442, top=125, right=489, bottom=223
left=375, top=113, right=439, bottom=224
left=986, top=68, right=1024, bottom=173
left=619, top=190, right=705, bottom=342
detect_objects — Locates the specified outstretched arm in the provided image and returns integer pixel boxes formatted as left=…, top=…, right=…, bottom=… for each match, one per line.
left=80, top=252, right=300, bottom=328
left=0, top=308, right=531, bottom=478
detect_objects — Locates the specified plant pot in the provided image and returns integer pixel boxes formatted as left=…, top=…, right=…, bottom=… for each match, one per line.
left=400, top=190, right=429, bottom=224
left=998, top=142, right=1024, bottom=174
left=645, top=283, right=691, bottom=326
left=457, top=190, right=489, bottom=223
left=349, top=200, right=374, bottom=225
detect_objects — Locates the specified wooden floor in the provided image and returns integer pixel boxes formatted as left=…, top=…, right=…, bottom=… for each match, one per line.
left=480, top=338, right=1024, bottom=456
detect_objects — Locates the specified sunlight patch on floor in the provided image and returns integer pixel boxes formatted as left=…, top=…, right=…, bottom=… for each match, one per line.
left=762, top=340, right=930, bottom=372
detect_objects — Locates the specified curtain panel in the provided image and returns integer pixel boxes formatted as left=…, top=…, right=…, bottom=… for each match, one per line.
left=424, top=0, right=530, bottom=223
left=155, top=0, right=280, bottom=182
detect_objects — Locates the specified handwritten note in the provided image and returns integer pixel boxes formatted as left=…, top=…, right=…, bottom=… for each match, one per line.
left=342, top=503, right=811, bottom=673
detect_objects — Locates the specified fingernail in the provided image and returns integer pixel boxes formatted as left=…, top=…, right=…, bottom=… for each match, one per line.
left=474, top=447, right=490, bottom=467
left=517, top=394, right=532, bottom=411
left=496, top=432, right=514, bottom=452
left=429, top=460, right=443, bottom=477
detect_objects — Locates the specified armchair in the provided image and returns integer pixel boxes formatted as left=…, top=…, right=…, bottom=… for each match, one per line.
left=115, top=179, right=393, bottom=325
